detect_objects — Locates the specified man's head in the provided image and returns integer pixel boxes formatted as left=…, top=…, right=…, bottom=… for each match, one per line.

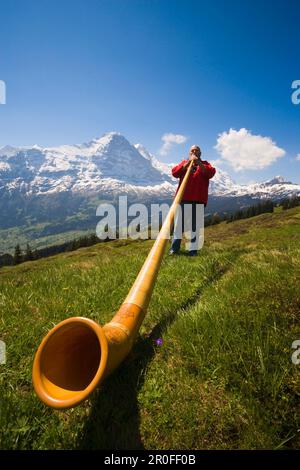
left=189, top=145, right=201, bottom=159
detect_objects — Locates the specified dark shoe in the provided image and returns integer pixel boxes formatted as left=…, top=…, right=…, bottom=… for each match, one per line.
left=189, top=250, right=198, bottom=257
left=169, top=250, right=179, bottom=256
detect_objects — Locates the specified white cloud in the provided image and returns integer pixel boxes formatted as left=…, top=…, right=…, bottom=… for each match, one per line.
left=159, top=133, right=187, bottom=156
left=210, top=159, right=223, bottom=167
left=215, top=128, right=286, bottom=171
left=296, top=154, right=300, bottom=161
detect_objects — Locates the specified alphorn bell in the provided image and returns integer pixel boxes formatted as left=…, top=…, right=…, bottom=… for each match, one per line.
left=32, top=161, right=194, bottom=409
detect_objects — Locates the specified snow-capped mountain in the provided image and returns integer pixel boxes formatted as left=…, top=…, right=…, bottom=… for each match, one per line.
left=0, top=133, right=174, bottom=197
left=0, top=132, right=299, bottom=202
left=134, top=143, right=175, bottom=178
left=222, top=175, right=300, bottom=199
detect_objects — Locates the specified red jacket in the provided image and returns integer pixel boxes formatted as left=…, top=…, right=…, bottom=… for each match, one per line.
left=172, top=159, right=216, bottom=205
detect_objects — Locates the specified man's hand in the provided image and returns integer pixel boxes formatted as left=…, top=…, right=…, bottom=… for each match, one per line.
left=189, top=155, right=199, bottom=164
left=184, top=155, right=207, bottom=173
left=182, top=159, right=193, bottom=170
left=182, top=155, right=198, bottom=170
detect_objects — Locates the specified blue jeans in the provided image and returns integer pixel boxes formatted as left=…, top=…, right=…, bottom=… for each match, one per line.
left=170, top=201, right=203, bottom=253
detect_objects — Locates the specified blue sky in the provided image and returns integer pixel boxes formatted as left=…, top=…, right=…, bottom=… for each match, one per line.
left=0, top=0, right=299, bottom=183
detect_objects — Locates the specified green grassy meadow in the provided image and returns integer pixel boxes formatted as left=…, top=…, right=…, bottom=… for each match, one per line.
left=0, top=221, right=94, bottom=254
left=0, top=206, right=299, bottom=449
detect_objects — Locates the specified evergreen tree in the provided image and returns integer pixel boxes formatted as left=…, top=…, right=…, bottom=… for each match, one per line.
left=211, top=213, right=221, bottom=225
left=13, top=244, right=22, bottom=265
left=282, top=196, right=300, bottom=210
left=25, top=243, right=34, bottom=261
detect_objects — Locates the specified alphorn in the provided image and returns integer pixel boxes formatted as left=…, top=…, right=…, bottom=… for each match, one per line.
left=32, top=161, right=194, bottom=409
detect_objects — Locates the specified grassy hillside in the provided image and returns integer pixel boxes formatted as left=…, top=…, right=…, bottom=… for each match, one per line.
left=0, top=206, right=299, bottom=450
left=0, top=219, right=95, bottom=254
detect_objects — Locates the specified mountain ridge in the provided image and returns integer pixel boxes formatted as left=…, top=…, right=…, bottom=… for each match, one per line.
left=1, top=131, right=299, bottom=201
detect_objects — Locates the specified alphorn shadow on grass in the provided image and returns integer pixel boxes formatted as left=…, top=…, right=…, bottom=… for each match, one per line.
left=76, top=310, right=180, bottom=450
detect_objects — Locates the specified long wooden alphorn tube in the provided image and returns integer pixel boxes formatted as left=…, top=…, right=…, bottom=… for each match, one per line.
left=32, top=161, right=193, bottom=409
